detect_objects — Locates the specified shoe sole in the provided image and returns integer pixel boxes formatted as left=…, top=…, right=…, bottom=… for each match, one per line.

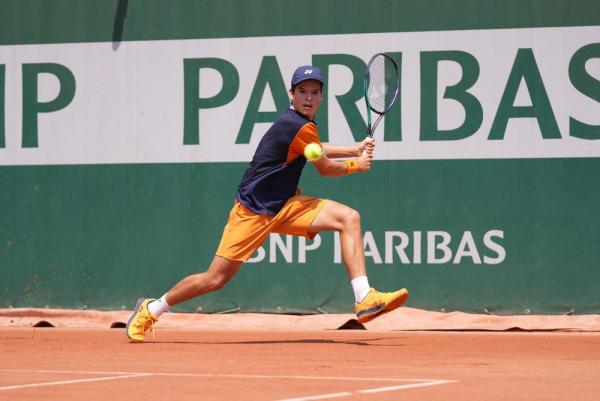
left=125, top=298, right=147, bottom=342
left=357, top=289, right=409, bottom=324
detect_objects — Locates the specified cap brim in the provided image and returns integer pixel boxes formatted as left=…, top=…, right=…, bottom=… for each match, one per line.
left=292, top=77, right=324, bottom=86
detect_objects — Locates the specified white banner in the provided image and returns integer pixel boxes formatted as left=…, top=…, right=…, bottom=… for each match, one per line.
left=1, top=26, right=599, bottom=166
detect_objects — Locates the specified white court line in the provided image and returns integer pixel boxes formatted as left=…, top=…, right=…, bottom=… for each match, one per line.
left=0, top=373, right=152, bottom=392
left=276, top=379, right=456, bottom=401
left=0, top=369, right=445, bottom=383
left=278, top=392, right=354, bottom=401
left=358, top=379, right=457, bottom=393
left=0, top=369, right=456, bottom=399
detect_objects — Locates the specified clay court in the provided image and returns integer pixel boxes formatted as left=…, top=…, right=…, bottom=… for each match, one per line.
left=2, top=308, right=599, bottom=401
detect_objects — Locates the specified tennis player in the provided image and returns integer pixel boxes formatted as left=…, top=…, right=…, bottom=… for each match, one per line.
left=126, top=65, right=408, bottom=342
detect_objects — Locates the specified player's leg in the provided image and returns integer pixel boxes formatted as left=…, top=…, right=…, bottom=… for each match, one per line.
left=126, top=201, right=269, bottom=342
left=308, top=200, right=408, bottom=323
left=307, top=200, right=366, bottom=280
left=164, top=256, right=243, bottom=305
left=126, top=256, right=243, bottom=343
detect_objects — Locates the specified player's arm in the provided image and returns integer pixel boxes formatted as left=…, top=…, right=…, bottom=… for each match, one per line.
left=290, top=124, right=374, bottom=176
left=322, top=137, right=375, bottom=158
left=311, top=151, right=372, bottom=177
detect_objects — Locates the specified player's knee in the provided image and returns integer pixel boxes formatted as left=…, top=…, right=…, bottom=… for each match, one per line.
left=205, top=272, right=231, bottom=292
left=210, top=275, right=229, bottom=291
left=341, top=207, right=361, bottom=230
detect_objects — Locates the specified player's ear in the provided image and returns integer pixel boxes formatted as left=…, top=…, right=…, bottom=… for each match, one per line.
left=288, top=88, right=294, bottom=102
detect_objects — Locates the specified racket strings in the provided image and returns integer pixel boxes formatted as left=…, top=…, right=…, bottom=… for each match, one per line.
left=367, top=56, right=398, bottom=114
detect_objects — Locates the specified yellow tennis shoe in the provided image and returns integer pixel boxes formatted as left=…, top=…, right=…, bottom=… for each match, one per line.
left=126, top=298, right=158, bottom=343
left=355, top=288, right=409, bottom=323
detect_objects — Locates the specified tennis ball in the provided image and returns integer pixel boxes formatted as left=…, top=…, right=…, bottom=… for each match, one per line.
left=304, top=143, right=323, bottom=161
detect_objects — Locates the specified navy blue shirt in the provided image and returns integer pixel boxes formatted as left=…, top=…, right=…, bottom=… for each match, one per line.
left=236, top=108, right=321, bottom=215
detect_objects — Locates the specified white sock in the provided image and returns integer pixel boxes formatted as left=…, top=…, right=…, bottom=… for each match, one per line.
left=351, top=276, right=371, bottom=303
left=147, top=294, right=170, bottom=317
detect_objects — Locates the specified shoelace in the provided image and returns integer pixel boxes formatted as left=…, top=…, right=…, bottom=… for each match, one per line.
left=132, top=305, right=156, bottom=340
left=358, top=290, right=385, bottom=307
left=371, top=291, right=385, bottom=306
left=144, top=316, right=156, bottom=339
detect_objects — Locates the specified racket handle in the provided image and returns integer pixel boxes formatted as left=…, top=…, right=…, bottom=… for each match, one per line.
left=362, top=136, right=373, bottom=157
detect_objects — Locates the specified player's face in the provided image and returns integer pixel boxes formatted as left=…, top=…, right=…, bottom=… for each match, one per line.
left=290, top=80, right=323, bottom=120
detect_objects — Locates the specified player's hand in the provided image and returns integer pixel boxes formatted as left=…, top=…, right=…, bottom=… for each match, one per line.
left=356, top=137, right=375, bottom=157
left=356, top=149, right=373, bottom=172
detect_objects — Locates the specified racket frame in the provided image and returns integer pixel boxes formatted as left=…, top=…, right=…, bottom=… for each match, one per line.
left=364, top=53, right=400, bottom=138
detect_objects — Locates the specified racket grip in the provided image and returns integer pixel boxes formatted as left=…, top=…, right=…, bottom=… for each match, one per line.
left=362, top=136, right=372, bottom=157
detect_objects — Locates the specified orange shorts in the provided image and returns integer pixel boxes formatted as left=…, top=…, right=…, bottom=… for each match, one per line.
left=216, top=195, right=330, bottom=262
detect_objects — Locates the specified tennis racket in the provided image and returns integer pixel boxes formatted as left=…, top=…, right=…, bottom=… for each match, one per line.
left=364, top=53, right=400, bottom=138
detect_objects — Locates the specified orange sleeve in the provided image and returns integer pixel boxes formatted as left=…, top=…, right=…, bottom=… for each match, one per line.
left=286, top=123, right=321, bottom=163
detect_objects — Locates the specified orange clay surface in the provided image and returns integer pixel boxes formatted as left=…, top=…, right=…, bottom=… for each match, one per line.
left=1, top=325, right=600, bottom=401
